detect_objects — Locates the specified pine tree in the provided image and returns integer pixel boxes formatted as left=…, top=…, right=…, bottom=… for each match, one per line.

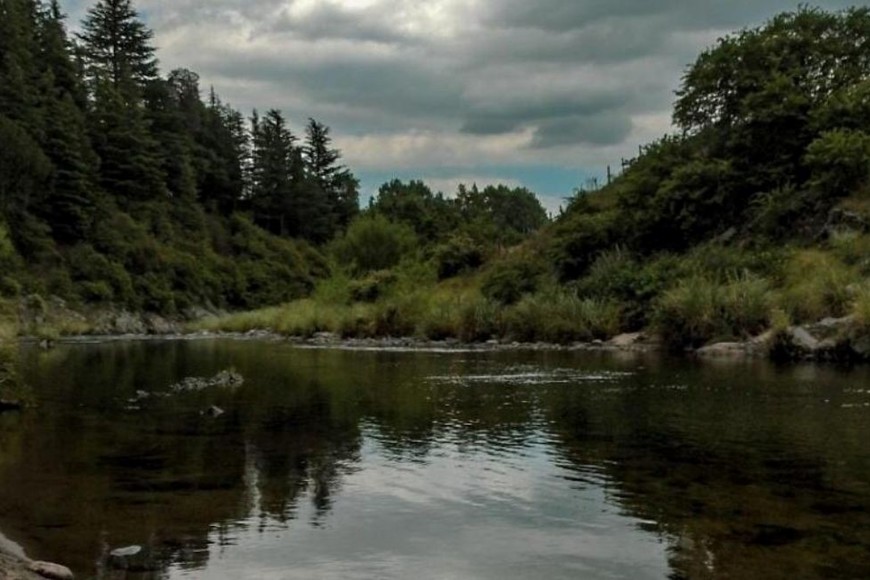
left=35, top=0, right=101, bottom=240
left=77, top=0, right=157, bottom=101
left=88, top=78, right=167, bottom=203
left=303, top=118, right=359, bottom=236
left=250, top=109, right=298, bottom=235
left=0, top=0, right=44, bottom=135
left=78, top=0, right=167, bottom=203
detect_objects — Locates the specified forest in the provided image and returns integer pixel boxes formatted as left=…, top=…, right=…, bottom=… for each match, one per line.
left=2, top=1, right=870, bottom=358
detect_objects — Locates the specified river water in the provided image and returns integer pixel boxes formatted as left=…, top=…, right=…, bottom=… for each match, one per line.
left=1, top=338, right=870, bottom=579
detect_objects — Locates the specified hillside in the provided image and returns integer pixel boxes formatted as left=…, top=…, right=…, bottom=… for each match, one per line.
left=201, top=6, right=870, bottom=361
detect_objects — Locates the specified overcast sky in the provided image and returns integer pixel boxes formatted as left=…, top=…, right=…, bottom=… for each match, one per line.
left=60, top=0, right=857, bottom=211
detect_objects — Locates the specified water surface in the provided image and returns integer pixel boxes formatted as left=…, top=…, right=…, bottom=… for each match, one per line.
left=2, top=339, right=870, bottom=578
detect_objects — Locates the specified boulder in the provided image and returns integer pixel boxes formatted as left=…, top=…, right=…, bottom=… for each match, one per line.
left=788, top=327, right=820, bottom=352
left=113, top=311, right=147, bottom=335
left=144, top=314, right=178, bottom=335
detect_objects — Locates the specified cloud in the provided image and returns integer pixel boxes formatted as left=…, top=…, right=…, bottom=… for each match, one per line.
left=63, top=0, right=858, bottom=196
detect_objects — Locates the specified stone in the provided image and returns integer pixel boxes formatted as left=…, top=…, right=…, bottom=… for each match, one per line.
left=144, top=314, right=178, bottom=335
left=696, top=342, right=747, bottom=357
left=788, top=327, right=820, bottom=351
left=607, top=332, right=643, bottom=348
left=113, top=311, right=147, bottom=335
left=109, top=546, right=142, bottom=558
left=28, top=561, right=74, bottom=580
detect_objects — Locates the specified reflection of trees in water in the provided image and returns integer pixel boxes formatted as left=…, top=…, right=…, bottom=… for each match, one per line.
left=9, top=343, right=870, bottom=579
left=540, top=367, right=870, bottom=580
left=243, top=390, right=362, bottom=526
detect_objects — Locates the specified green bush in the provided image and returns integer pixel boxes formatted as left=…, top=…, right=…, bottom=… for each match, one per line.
left=349, top=270, right=397, bottom=303
left=434, top=234, right=485, bottom=279
left=78, top=281, right=113, bottom=303
left=805, top=129, right=870, bottom=199
left=481, top=259, right=545, bottom=305
left=331, top=214, right=417, bottom=275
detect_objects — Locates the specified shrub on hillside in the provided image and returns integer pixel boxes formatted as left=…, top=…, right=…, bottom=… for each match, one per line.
left=481, top=259, right=545, bottom=305
left=434, top=234, right=485, bottom=279
left=331, top=214, right=417, bottom=275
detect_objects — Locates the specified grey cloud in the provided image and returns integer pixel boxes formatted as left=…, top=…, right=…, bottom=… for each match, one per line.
left=192, top=50, right=464, bottom=129
left=531, top=113, right=633, bottom=148
left=486, top=0, right=858, bottom=32
left=71, top=0, right=860, bottom=175
left=461, top=92, right=631, bottom=135
left=267, top=3, right=408, bottom=44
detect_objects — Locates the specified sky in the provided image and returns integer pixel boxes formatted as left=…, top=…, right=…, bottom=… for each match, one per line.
left=60, top=0, right=857, bottom=212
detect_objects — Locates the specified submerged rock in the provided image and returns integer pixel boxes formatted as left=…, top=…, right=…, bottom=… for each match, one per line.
left=0, top=399, right=22, bottom=412
left=109, top=546, right=142, bottom=558
left=169, top=370, right=244, bottom=393
left=28, top=561, right=74, bottom=580
left=107, top=544, right=159, bottom=572
left=695, top=342, right=748, bottom=358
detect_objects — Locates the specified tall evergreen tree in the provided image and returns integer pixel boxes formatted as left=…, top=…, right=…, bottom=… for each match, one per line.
left=250, top=109, right=299, bottom=236
left=34, top=0, right=102, bottom=240
left=303, top=118, right=359, bottom=236
left=78, top=0, right=166, bottom=204
left=0, top=0, right=44, bottom=135
left=88, top=78, right=167, bottom=202
left=77, top=0, right=157, bottom=101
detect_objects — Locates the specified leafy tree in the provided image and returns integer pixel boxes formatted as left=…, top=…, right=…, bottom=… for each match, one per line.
left=331, top=213, right=417, bottom=274
left=371, top=179, right=459, bottom=241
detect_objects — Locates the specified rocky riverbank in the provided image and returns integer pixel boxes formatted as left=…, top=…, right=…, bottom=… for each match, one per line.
left=0, top=545, right=73, bottom=580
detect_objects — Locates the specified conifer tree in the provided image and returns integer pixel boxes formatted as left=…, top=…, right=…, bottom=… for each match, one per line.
left=250, top=109, right=299, bottom=235
left=77, top=0, right=157, bottom=101
left=303, top=118, right=359, bottom=236
left=35, top=0, right=101, bottom=240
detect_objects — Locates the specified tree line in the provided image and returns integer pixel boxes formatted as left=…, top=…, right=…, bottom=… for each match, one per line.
left=0, top=0, right=360, bottom=245
left=0, top=0, right=552, bottom=314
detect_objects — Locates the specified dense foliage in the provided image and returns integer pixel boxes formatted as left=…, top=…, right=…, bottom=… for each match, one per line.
left=552, top=6, right=870, bottom=275
left=0, top=0, right=358, bottom=312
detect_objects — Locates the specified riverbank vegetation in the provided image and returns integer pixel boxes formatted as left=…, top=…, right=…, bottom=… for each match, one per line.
left=200, top=6, right=870, bottom=357
left=3, top=2, right=870, bottom=360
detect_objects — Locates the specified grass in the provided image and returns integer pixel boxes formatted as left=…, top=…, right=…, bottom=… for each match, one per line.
left=777, top=250, right=858, bottom=323
left=192, top=242, right=870, bottom=356
left=653, top=273, right=773, bottom=348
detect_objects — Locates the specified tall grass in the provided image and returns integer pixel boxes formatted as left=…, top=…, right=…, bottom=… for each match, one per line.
left=654, top=273, right=772, bottom=348
left=851, top=283, right=870, bottom=331
left=777, top=250, right=858, bottom=322
left=503, top=291, right=621, bottom=343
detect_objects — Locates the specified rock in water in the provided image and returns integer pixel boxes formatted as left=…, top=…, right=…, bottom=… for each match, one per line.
left=0, top=399, right=22, bottom=413
left=109, top=546, right=142, bottom=558
left=28, top=561, right=74, bottom=580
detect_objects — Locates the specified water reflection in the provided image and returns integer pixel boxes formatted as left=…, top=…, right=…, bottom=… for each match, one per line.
left=0, top=341, right=868, bottom=578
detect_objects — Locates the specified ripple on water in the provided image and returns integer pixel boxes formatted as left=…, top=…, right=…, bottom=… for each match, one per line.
left=426, top=367, right=635, bottom=387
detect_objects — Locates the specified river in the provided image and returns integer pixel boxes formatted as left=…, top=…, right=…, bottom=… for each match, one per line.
left=1, top=338, right=869, bottom=578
